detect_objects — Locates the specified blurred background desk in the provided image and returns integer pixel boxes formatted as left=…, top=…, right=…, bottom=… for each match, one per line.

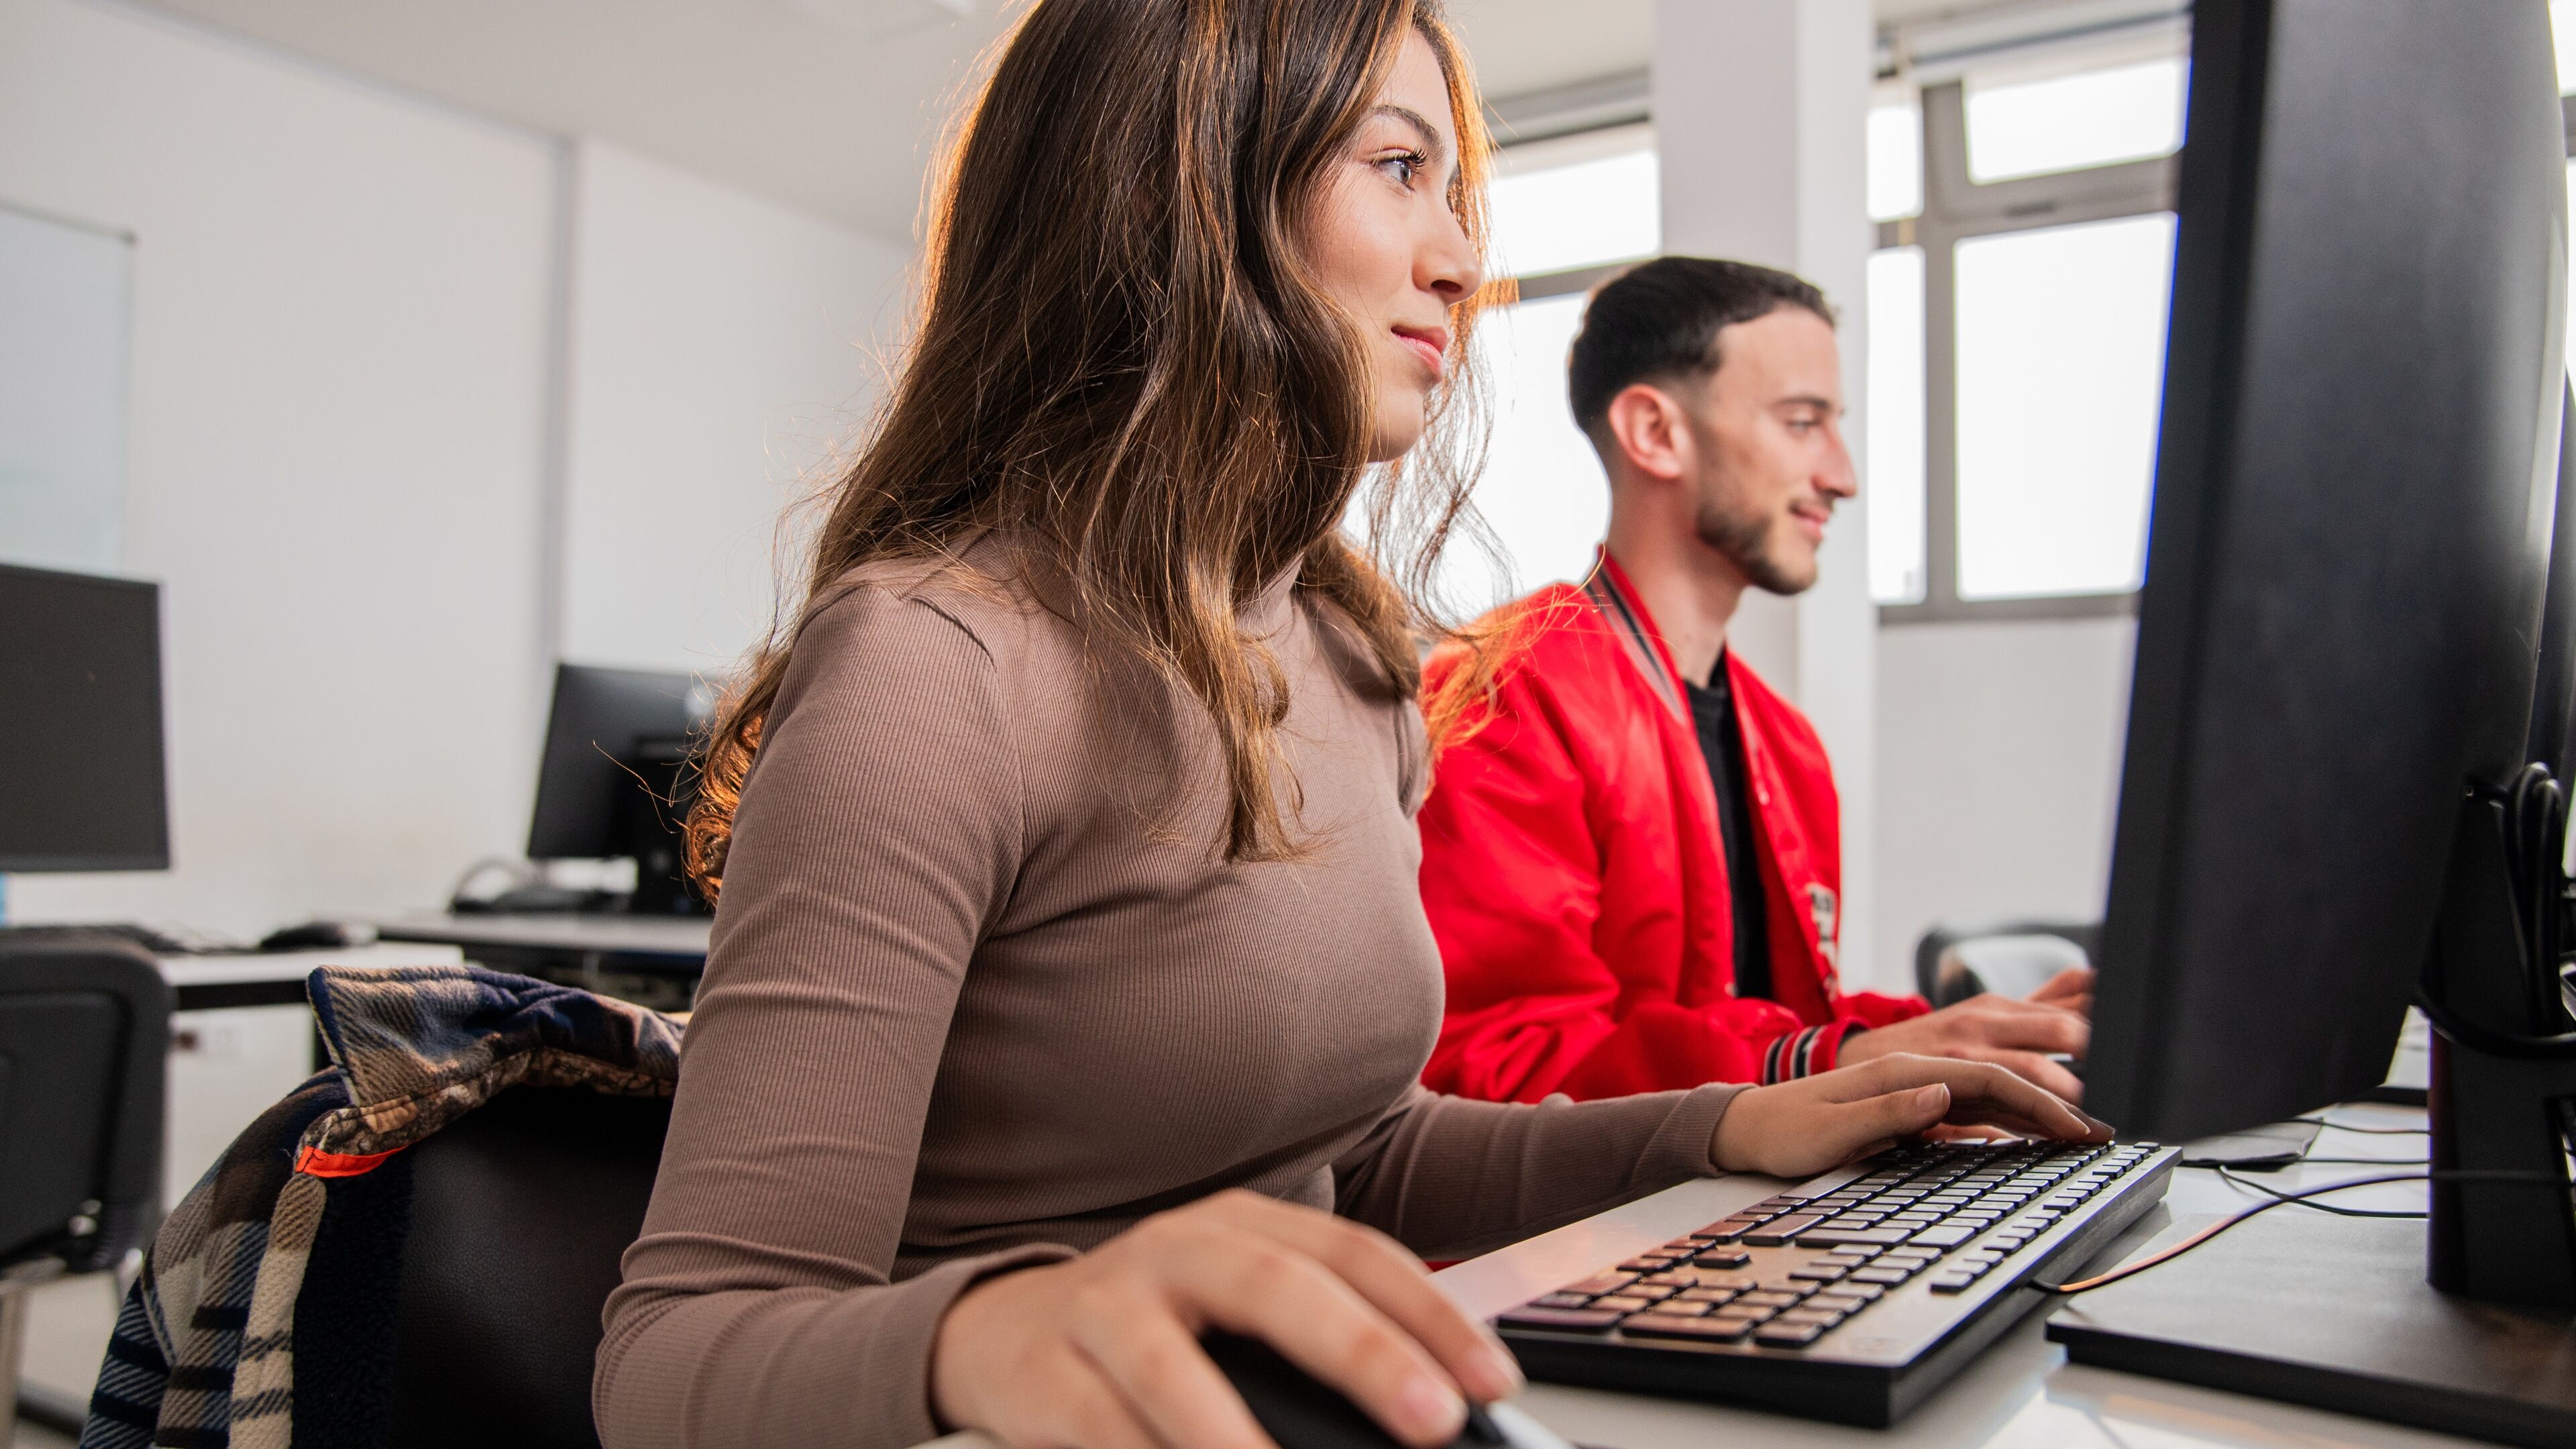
left=376, top=912, right=710, bottom=1012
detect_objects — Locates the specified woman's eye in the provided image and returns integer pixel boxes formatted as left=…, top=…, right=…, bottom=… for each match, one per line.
left=1375, top=152, right=1423, bottom=186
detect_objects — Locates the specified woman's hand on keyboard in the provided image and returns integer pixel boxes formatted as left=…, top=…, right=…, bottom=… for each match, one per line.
left=929, top=1188, right=1523, bottom=1449
left=1709, top=1053, right=2112, bottom=1179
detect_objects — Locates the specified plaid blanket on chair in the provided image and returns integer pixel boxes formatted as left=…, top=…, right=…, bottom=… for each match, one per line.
left=80, top=965, right=684, bottom=1449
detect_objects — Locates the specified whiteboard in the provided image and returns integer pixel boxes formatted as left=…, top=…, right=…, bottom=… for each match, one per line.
left=0, top=201, right=132, bottom=572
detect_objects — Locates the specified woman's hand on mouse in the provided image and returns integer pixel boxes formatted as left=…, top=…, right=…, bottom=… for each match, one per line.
left=929, top=1189, right=1522, bottom=1449
left=1709, top=1052, right=2112, bottom=1180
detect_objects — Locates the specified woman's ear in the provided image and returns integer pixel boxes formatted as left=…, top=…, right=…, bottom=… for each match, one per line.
left=1603, top=382, right=1690, bottom=486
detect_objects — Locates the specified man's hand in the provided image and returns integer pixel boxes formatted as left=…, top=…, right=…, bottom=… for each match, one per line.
left=1710, top=1053, right=2110, bottom=1179
left=2025, top=965, right=2094, bottom=1015
left=1835, top=989, right=2090, bottom=1101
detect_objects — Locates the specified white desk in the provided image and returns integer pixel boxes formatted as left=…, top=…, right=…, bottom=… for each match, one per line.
left=156, top=940, right=466, bottom=1010
left=914, top=1106, right=2459, bottom=1449
left=1438, top=1102, right=2459, bottom=1449
left=376, top=911, right=711, bottom=962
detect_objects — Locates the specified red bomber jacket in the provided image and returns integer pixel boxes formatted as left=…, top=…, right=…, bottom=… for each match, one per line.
left=1417, top=553, right=1928, bottom=1102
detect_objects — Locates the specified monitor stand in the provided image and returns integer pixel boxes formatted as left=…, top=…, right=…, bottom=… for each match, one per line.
left=2052, top=796, right=2576, bottom=1446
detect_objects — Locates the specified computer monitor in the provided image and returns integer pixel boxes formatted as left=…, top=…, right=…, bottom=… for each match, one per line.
left=2065, top=0, right=2576, bottom=1405
left=0, top=564, right=168, bottom=872
left=526, top=663, right=713, bottom=914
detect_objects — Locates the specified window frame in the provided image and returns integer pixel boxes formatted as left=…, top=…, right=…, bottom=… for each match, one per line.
left=1876, top=77, right=2178, bottom=625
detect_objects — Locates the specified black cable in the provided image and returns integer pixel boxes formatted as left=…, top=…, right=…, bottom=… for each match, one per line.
left=2212, top=1164, right=2424, bottom=1217
left=2029, top=1170, right=2570, bottom=1297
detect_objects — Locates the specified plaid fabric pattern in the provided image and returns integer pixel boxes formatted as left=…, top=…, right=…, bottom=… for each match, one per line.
left=80, top=965, right=684, bottom=1449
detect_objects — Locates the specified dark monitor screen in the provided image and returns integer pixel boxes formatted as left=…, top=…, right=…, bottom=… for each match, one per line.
left=2085, top=0, right=2568, bottom=1143
left=527, top=663, right=710, bottom=862
left=0, top=564, right=170, bottom=872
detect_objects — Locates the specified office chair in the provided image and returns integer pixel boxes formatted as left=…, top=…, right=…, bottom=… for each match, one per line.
left=387, top=1084, right=672, bottom=1449
left=1913, top=918, right=2100, bottom=1008
left=0, top=938, right=171, bottom=1442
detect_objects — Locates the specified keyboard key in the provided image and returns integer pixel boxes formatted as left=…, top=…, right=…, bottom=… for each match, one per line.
left=1499, top=1306, right=1624, bottom=1331
left=1786, top=1265, right=1847, bottom=1283
left=1909, top=1224, right=1980, bottom=1249
left=1754, top=1279, right=1819, bottom=1297
left=1754, top=1322, right=1826, bottom=1348
left=1927, top=1271, right=1978, bottom=1293
left=1809, top=1291, right=1872, bottom=1313
left=1752, top=1195, right=1813, bottom=1210
left=1820, top=1281, right=1884, bottom=1301
left=1620, top=1257, right=1674, bottom=1272
left=1642, top=1299, right=1713, bottom=1318
left=1819, top=1251, right=1875, bottom=1267
left=1743, top=1214, right=1825, bottom=1246
left=1623, top=1314, right=1754, bottom=1342
left=1568, top=1272, right=1639, bottom=1295
left=1778, top=1307, right=1845, bottom=1328
left=1796, top=1225, right=1911, bottom=1248
left=1849, top=1267, right=1911, bottom=1285
left=1592, top=1295, right=1654, bottom=1312
left=1677, top=1287, right=1739, bottom=1304
left=1713, top=1303, right=1777, bottom=1324
left=1736, top=1291, right=1803, bottom=1308
left=1698, top=1219, right=1764, bottom=1241
left=1530, top=1292, right=1592, bottom=1309
left=1691, top=1248, right=1752, bottom=1269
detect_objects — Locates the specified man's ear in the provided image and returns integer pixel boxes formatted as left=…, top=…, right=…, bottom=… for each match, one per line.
left=1602, top=382, right=1690, bottom=485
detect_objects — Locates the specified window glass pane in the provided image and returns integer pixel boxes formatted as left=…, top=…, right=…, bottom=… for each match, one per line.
left=1346, top=293, right=1607, bottom=615
left=1869, top=100, right=1922, bottom=221
left=1867, top=246, right=1926, bottom=603
left=1966, top=58, right=2188, bottom=183
left=1486, top=144, right=1659, bottom=279
left=2555, top=0, right=2576, bottom=94
left=1954, top=213, right=2176, bottom=600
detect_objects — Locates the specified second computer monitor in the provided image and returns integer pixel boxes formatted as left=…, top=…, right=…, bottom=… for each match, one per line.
left=2084, top=0, right=2569, bottom=1144
left=526, top=663, right=712, bottom=864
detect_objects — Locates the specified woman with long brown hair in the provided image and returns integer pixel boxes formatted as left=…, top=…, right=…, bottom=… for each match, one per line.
left=594, top=3, right=2103, bottom=1446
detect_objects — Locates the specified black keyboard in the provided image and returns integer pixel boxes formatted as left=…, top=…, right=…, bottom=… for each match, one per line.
left=1493, top=1138, right=2178, bottom=1427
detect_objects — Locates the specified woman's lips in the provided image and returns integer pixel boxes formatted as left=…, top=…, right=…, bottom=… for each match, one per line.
left=1393, top=327, right=1448, bottom=381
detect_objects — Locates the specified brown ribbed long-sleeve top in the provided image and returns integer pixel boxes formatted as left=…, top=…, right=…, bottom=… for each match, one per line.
left=594, top=547, right=1746, bottom=1449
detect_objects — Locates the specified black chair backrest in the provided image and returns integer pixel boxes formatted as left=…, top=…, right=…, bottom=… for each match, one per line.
left=0, top=938, right=170, bottom=1271
left=388, top=1085, right=670, bottom=1449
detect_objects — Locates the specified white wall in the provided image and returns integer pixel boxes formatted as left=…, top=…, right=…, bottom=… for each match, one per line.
left=1874, top=616, right=2136, bottom=985
left=0, top=1, right=914, bottom=935
left=559, top=141, right=909, bottom=676
left=1654, top=0, right=1888, bottom=988
left=0, top=0, right=559, bottom=937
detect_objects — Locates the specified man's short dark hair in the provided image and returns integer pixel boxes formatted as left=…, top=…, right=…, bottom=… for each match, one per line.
left=1566, top=256, right=1835, bottom=435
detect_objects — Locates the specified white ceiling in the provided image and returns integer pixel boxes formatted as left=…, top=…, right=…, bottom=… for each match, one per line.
left=121, top=0, right=2028, bottom=244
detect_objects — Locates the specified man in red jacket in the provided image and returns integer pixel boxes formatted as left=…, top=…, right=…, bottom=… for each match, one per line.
left=1419, top=257, right=2091, bottom=1104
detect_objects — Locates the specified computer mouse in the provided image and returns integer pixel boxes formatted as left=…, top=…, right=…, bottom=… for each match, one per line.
left=1201, top=1332, right=1574, bottom=1449
left=258, top=920, right=377, bottom=952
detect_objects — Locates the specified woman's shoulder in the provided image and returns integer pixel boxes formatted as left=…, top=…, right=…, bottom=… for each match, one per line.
left=794, top=540, right=1075, bottom=674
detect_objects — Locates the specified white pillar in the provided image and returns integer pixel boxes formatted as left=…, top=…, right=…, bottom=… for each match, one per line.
left=1653, top=0, right=1886, bottom=990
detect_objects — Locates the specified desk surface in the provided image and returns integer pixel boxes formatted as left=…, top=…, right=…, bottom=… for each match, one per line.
left=1437, top=1102, right=2457, bottom=1449
left=376, top=911, right=712, bottom=959
left=918, top=1105, right=2458, bottom=1449
left=156, top=940, right=465, bottom=990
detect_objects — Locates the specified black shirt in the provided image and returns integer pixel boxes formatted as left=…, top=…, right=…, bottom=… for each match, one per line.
left=1683, top=653, right=1772, bottom=1000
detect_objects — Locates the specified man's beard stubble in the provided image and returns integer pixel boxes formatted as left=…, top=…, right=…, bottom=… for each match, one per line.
left=1695, top=494, right=1817, bottom=596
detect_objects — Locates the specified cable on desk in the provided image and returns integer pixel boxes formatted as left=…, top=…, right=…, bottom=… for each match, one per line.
left=2211, top=1164, right=2426, bottom=1217
left=2291, top=1115, right=2430, bottom=1134
left=2029, top=1170, right=2569, bottom=1297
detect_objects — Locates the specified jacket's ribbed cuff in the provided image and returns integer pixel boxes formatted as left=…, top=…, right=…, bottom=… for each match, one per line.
left=1760, top=1021, right=1862, bottom=1083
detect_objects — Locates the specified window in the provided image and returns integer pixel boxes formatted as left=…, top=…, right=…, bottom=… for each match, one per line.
left=1348, top=125, right=1654, bottom=617
left=1870, top=56, right=2182, bottom=621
